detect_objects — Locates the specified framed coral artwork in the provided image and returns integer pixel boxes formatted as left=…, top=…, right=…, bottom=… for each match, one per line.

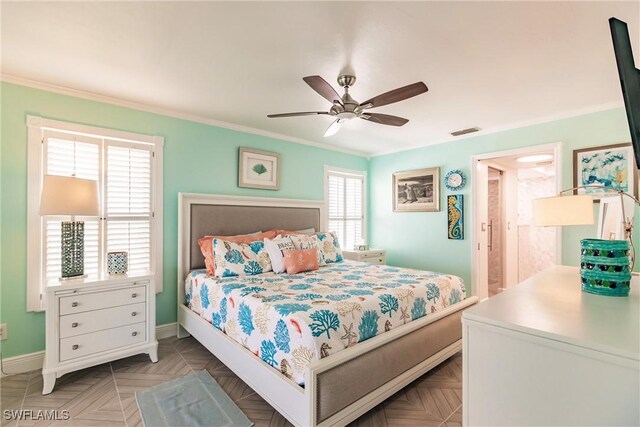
left=239, top=147, right=281, bottom=190
left=573, top=143, right=638, bottom=201
left=447, top=195, right=463, bottom=240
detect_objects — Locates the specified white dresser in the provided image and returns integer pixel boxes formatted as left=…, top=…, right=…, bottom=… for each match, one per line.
left=462, top=266, right=639, bottom=426
left=343, top=249, right=386, bottom=265
left=42, top=274, right=158, bottom=394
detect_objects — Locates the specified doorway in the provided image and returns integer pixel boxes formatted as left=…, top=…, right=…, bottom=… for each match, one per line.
left=472, top=143, right=562, bottom=300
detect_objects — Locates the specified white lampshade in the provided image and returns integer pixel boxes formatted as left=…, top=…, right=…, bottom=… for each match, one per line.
left=40, top=175, right=99, bottom=216
left=533, top=194, right=594, bottom=226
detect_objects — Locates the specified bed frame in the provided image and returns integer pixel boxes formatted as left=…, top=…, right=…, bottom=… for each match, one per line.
left=177, top=193, right=478, bottom=426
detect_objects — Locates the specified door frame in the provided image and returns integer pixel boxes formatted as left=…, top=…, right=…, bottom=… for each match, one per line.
left=470, top=142, right=563, bottom=299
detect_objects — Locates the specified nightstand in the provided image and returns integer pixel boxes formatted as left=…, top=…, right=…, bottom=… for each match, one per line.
left=42, top=273, right=158, bottom=394
left=343, top=249, right=386, bottom=265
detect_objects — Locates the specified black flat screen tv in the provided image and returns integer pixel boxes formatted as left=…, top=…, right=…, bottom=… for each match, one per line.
left=610, top=17, right=640, bottom=170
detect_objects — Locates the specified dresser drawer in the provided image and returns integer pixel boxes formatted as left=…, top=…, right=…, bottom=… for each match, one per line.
left=59, top=322, right=146, bottom=362
left=367, top=257, right=386, bottom=265
left=60, top=302, right=146, bottom=338
left=59, top=285, right=146, bottom=315
left=359, top=251, right=385, bottom=259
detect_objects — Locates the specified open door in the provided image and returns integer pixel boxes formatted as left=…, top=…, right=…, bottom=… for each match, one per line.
left=475, top=160, right=489, bottom=300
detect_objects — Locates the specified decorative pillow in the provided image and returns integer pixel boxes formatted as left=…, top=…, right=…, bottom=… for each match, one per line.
left=198, top=230, right=277, bottom=276
left=283, top=248, right=319, bottom=274
left=264, top=236, right=296, bottom=274
left=212, top=238, right=273, bottom=278
left=288, top=234, right=326, bottom=266
left=315, top=232, right=343, bottom=263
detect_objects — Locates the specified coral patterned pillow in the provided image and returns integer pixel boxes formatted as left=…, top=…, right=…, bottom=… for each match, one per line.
left=315, top=232, right=343, bottom=263
left=283, top=248, right=319, bottom=274
left=198, top=230, right=277, bottom=276
left=213, top=238, right=273, bottom=278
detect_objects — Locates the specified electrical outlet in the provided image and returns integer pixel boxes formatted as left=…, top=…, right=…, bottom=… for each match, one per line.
left=0, top=323, right=7, bottom=340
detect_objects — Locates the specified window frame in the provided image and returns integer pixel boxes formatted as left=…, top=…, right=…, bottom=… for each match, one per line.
left=26, top=115, right=164, bottom=311
left=323, top=165, right=367, bottom=250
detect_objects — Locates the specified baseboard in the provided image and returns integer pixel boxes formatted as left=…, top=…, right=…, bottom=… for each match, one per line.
left=0, top=350, right=45, bottom=376
left=155, top=322, right=177, bottom=339
left=1, top=322, right=178, bottom=376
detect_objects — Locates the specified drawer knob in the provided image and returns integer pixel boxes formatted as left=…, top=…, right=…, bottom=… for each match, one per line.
left=71, top=322, right=78, bottom=328
left=132, top=332, right=138, bottom=337
left=72, top=344, right=79, bottom=350
left=71, top=302, right=78, bottom=307
left=131, top=312, right=137, bottom=317
left=131, top=293, right=137, bottom=298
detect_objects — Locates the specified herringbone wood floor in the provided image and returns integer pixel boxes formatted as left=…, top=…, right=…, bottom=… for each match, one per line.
left=1, top=337, right=462, bottom=427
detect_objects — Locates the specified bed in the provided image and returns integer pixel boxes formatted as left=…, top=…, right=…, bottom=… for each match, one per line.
left=177, top=193, right=478, bottom=426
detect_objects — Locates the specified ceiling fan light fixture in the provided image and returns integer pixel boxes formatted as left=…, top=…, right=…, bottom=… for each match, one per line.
left=268, top=73, right=428, bottom=135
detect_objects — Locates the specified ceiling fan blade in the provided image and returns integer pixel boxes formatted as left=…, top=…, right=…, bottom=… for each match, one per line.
left=267, top=111, right=328, bottom=118
left=324, top=119, right=343, bottom=137
left=303, top=76, right=343, bottom=105
left=361, top=113, right=409, bottom=126
left=360, top=82, right=428, bottom=109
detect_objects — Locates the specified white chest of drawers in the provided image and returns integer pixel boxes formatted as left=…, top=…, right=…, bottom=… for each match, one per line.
left=42, top=274, right=158, bottom=394
left=343, top=249, right=386, bottom=265
left=462, top=266, right=639, bottom=426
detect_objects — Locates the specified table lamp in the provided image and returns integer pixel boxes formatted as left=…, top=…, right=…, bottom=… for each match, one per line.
left=533, top=185, right=639, bottom=296
left=40, top=175, right=99, bottom=280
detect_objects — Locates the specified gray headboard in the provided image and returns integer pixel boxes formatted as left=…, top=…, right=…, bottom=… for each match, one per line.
left=178, top=194, right=325, bottom=279
left=189, top=204, right=321, bottom=270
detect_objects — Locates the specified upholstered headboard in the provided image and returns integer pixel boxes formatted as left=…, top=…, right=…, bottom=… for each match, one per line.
left=177, top=193, right=325, bottom=304
left=189, top=203, right=321, bottom=270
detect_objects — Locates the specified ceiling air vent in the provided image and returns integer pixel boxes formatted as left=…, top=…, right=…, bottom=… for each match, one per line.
left=450, top=127, right=480, bottom=137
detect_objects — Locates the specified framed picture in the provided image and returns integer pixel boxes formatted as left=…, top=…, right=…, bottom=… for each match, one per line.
left=392, top=167, right=440, bottom=212
left=573, top=143, right=638, bottom=201
left=447, top=195, right=464, bottom=240
left=238, top=147, right=281, bottom=190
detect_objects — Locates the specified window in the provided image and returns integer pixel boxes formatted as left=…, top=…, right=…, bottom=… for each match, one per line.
left=325, top=167, right=366, bottom=251
left=27, top=116, right=163, bottom=311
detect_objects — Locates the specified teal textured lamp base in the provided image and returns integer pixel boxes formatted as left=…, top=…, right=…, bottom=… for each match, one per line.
left=580, top=239, right=631, bottom=297
left=60, top=220, right=86, bottom=280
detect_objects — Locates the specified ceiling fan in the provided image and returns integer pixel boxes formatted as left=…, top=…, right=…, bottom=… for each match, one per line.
left=267, top=75, right=428, bottom=137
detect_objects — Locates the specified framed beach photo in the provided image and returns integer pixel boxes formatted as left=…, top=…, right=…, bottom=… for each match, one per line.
left=393, top=167, right=440, bottom=212
left=238, top=147, right=281, bottom=190
left=573, top=143, right=638, bottom=201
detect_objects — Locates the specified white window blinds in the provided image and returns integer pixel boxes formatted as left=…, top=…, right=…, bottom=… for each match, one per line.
left=41, top=131, right=154, bottom=286
left=326, top=170, right=365, bottom=251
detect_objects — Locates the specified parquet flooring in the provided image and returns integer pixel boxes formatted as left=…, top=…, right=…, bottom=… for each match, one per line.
left=1, top=337, right=462, bottom=427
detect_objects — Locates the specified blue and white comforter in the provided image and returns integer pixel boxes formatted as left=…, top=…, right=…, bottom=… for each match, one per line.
left=186, top=260, right=465, bottom=385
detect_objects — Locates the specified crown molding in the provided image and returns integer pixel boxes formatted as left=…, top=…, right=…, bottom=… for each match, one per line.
left=0, top=74, right=370, bottom=158
left=2, top=74, right=622, bottom=160
left=370, top=101, right=624, bottom=157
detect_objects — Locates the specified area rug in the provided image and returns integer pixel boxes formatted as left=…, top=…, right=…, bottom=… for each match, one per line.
left=135, top=370, right=253, bottom=427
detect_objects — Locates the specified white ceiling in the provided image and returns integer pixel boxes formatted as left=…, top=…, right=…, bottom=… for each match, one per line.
left=2, top=1, right=638, bottom=156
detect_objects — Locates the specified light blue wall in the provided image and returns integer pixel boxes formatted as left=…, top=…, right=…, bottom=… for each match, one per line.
left=2, top=81, right=637, bottom=359
left=0, top=82, right=368, bottom=358
left=369, top=108, right=640, bottom=290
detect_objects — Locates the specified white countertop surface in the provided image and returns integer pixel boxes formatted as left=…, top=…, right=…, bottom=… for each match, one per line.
left=463, top=265, right=639, bottom=361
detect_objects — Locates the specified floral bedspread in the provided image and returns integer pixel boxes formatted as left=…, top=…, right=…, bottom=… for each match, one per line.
left=185, top=260, right=465, bottom=386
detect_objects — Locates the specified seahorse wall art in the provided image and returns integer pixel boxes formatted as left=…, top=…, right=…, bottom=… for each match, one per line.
left=447, top=195, right=464, bottom=240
